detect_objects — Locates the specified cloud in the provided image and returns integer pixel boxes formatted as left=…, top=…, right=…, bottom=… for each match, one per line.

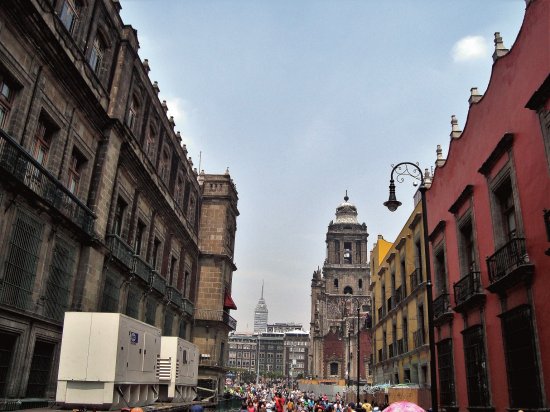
left=164, top=97, right=186, bottom=126
left=452, top=35, right=489, bottom=62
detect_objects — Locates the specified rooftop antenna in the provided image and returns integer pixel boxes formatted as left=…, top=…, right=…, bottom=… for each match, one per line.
left=344, top=190, right=349, bottom=202
left=261, top=280, right=264, bottom=299
left=198, top=151, right=202, bottom=172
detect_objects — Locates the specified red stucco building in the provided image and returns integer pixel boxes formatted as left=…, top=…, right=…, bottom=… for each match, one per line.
left=426, top=0, right=550, bottom=410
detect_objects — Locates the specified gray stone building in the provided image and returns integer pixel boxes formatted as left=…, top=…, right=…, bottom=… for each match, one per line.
left=0, top=0, right=237, bottom=404
left=253, top=284, right=268, bottom=333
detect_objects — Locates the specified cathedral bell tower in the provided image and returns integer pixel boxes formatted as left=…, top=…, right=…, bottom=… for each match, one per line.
left=310, top=193, right=372, bottom=381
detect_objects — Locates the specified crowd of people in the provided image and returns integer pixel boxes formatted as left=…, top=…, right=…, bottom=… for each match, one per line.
left=229, top=383, right=389, bottom=412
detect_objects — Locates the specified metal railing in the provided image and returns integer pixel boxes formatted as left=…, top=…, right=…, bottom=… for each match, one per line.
left=413, top=329, right=425, bottom=349
left=133, top=255, right=153, bottom=284
left=194, top=308, right=236, bottom=330
left=150, top=270, right=166, bottom=295
left=487, top=237, right=528, bottom=284
left=433, top=293, right=451, bottom=319
left=166, top=285, right=183, bottom=308
left=0, top=130, right=95, bottom=235
left=182, top=297, right=194, bottom=317
left=106, top=234, right=134, bottom=269
left=410, top=268, right=422, bottom=290
left=453, top=271, right=481, bottom=307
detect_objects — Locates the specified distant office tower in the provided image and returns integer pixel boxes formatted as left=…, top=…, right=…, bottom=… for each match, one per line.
left=254, top=283, right=269, bottom=333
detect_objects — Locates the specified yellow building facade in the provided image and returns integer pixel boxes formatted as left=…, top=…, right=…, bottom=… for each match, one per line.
left=369, top=200, right=432, bottom=388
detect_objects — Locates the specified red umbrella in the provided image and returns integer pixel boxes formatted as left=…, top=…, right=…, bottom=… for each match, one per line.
left=382, top=401, right=425, bottom=412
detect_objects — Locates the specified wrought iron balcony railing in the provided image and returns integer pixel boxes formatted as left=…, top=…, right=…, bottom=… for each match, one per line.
left=410, top=268, right=422, bottom=290
left=194, top=308, right=236, bottom=330
left=182, top=297, right=195, bottom=317
left=106, top=234, right=134, bottom=270
left=133, top=255, right=153, bottom=284
left=149, top=270, right=166, bottom=295
left=0, top=129, right=95, bottom=235
left=487, top=237, right=529, bottom=285
left=433, top=293, right=452, bottom=320
left=166, top=285, right=183, bottom=308
left=453, top=271, right=482, bottom=307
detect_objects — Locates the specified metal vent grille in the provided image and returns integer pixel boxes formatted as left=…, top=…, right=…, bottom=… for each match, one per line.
left=1, top=210, right=44, bottom=310
left=156, top=356, right=171, bottom=381
left=44, top=237, right=75, bottom=322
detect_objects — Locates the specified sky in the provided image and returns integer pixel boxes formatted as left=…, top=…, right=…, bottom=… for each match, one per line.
left=119, top=0, right=526, bottom=333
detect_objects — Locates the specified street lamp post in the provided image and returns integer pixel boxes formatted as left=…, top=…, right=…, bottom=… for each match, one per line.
left=383, top=162, right=438, bottom=412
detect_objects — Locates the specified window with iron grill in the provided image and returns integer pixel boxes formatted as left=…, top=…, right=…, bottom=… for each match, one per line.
left=437, top=338, right=456, bottom=406
left=1, top=210, right=44, bottom=310
left=26, top=340, right=55, bottom=397
left=0, top=332, right=17, bottom=397
left=100, top=269, right=120, bottom=313
left=125, top=284, right=141, bottom=319
left=462, top=325, right=490, bottom=407
left=163, top=311, right=174, bottom=336
left=43, top=237, right=76, bottom=322
left=500, top=305, right=543, bottom=409
left=145, top=297, right=157, bottom=326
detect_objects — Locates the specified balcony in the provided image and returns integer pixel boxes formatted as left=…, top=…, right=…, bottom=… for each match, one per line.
left=412, top=329, right=425, bottom=349
left=453, top=271, right=486, bottom=313
left=486, top=237, right=534, bottom=294
left=166, top=285, right=183, bottom=308
left=106, top=234, right=134, bottom=270
left=433, top=293, right=453, bottom=326
left=0, top=129, right=95, bottom=236
left=410, top=268, right=422, bottom=290
left=149, top=270, right=166, bottom=295
left=182, top=297, right=194, bottom=317
left=133, top=255, right=153, bottom=284
left=194, top=309, right=236, bottom=330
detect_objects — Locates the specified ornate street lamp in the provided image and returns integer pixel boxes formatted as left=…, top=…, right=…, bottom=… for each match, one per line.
left=384, top=162, right=438, bottom=412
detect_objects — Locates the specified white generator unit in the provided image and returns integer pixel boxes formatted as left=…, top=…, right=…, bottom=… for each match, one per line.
left=56, top=312, right=161, bottom=410
left=157, top=336, right=199, bottom=403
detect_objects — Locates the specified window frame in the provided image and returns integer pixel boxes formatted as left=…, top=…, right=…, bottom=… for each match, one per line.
left=0, top=75, right=14, bottom=129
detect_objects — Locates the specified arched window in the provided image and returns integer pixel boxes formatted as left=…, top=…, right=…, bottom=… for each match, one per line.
left=145, top=126, right=156, bottom=159
left=343, top=286, right=353, bottom=295
left=127, top=95, right=139, bottom=131
left=159, top=149, right=170, bottom=182
left=175, top=176, right=185, bottom=206
left=334, top=278, right=339, bottom=289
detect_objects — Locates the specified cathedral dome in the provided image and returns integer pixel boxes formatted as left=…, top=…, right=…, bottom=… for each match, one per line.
left=334, top=193, right=359, bottom=224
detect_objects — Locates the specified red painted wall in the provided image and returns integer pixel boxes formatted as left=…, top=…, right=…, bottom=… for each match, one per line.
left=426, top=1, right=550, bottom=410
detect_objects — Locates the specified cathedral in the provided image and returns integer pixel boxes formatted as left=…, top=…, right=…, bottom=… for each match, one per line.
left=310, top=194, right=373, bottom=383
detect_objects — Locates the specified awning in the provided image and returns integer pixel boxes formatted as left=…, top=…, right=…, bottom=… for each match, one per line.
left=224, top=292, right=237, bottom=310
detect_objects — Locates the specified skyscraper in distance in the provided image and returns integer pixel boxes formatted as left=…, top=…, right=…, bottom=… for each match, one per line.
left=254, top=282, right=269, bottom=333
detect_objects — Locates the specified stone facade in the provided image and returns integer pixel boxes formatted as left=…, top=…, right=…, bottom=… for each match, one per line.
left=194, top=172, right=239, bottom=399
left=310, top=196, right=372, bottom=383
left=0, top=0, right=236, bottom=404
